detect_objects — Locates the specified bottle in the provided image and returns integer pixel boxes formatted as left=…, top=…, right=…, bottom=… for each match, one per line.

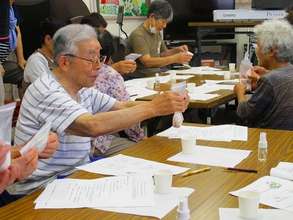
left=258, top=132, right=268, bottom=162
left=239, top=50, right=253, bottom=91
left=177, top=197, right=190, bottom=220
left=154, top=73, right=160, bottom=90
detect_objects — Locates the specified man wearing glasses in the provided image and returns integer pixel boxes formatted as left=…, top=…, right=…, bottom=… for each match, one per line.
left=8, top=24, right=189, bottom=196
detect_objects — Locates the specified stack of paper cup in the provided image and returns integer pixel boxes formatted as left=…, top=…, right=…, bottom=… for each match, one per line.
left=229, top=63, right=236, bottom=73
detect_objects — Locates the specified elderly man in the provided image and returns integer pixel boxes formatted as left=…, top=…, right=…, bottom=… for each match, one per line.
left=128, top=0, right=193, bottom=78
left=8, top=24, right=189, bottom=195
left=234, top=20, right=293, bottom=130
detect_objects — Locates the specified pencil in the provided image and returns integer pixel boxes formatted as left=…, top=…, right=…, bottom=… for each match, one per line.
left=182, top=167, right=211, bottom=177
left=226, top=167, right=257, bottom=173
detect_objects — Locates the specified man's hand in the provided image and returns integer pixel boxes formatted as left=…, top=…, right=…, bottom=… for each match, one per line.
left=172, top=52, right=193, bottom=64
left=234, top=83, right=247, bottom=102
left=11, top=148, right=38, bottom=181
left=39, top=132, right=59, bottom=159
left=248, top=66, right=268, bottom=90
left=150, top=91, right=189, bottom=116
left=176, top=45, right=188, bottom=53
left=111, top=60, right=137, bottom=75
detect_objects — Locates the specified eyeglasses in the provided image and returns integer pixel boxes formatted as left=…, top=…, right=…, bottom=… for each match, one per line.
left=64, top=54, right=106, bottom=65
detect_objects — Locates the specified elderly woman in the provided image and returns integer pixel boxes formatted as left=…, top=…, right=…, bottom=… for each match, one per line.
left=234, top=20, right=293, bottom=130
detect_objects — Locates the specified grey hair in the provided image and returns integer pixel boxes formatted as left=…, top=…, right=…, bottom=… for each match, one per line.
left=254, top=19, right=293, bottom=62
left=147, top=0, right=173, bottom=23
left=53, top=24, right=97, bottom=62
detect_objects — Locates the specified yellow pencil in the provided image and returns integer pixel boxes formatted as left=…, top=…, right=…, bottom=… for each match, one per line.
left=181, top=167, right=211, bottom=177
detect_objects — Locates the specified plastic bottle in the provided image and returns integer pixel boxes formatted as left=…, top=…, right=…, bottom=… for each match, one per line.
left=177, top=197, right=190, bottom=220
left=258, top=132, right=268, bottom=162
left=239, top=50, right=253, bottom=91
left=154, top=73, right=160, bottom=90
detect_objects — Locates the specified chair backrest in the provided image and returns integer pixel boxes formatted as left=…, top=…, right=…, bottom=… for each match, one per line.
left=49, top=0, right=90, bottom=23
left=69, top=16, right=84, bottom=24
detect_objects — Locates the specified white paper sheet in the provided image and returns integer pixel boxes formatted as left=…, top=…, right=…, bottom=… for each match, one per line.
left=77, top=154, right=189, bottom=176
left=230, top=176, right=293, bottom=212
left=35, top=175, right=154, bottom=209
left=0, top=102, right=16, bottom=145
left=157, top=125, right=248, bottom=142
left=168, top=145, right=251, bottom=168
left=189, top=93, right=219, bottom=101
left=219, top=208, right=293, bottom=220
left=20, top=121, right=51, bottom=155
left=270, top=162, right=293, bottom=181
left=98, top=187, right=194, bottom=219
left=125, top=53, right=142, bottom=61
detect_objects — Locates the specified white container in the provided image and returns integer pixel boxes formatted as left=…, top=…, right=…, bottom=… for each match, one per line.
left=229, top=63, right=236, bottom=73
left=258, top=132, right=268, bottom=162
left=181, top=136, right=196, bottom=154
left=177, top=197, right=190, bottom=220
left=224, top=71, right=231, bottom=80
left=153, top=170, right=173, bottom=194
left=238, top=191, right=260, bottom=219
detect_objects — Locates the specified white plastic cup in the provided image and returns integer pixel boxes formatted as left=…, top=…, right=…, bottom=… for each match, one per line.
left=229, top=63, right=236, bottom=73
left=224, top=71, right=231, bottom=80
left=238, top=191, right=260, bottom=219
left=181, top=136, right=196, bottom=154
left=146, top=79, right=155, bottom=89
left=153, top=170, right=173, bottom=194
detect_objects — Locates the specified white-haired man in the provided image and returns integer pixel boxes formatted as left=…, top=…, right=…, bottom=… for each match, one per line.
left=8, top=24, right=189, bottom=195
left=234, top=20, right=293, bottom=130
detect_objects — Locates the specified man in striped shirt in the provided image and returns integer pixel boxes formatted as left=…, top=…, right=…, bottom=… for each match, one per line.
left=8, top=24, right=189, bottom=195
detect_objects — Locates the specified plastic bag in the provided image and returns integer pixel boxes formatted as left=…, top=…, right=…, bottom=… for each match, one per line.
left=171, top=81, right=187, bottom=128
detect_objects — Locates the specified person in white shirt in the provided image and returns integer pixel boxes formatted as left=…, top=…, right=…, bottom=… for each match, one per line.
left=24, top=18, right=64, bottom=83
left=9, top=24, right=189, bottom=195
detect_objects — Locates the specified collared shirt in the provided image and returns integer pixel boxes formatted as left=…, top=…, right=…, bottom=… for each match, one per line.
left=237, top=64, right=293, bottom=130
left=93, top=64, right=144, bottom=153
left=128, top=23, right=167, bottom=78
left=9, top=73, right=116, bottom=195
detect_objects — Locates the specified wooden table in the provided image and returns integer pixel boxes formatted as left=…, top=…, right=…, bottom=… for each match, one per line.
left=137, top=74, right=237, bottom=123
left=1, top=126, right=292, bottom=220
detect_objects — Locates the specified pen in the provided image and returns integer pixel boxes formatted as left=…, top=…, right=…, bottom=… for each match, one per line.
left=226, top=167, right=258, bottom=173
left=182, top=167, right=211, bottom=177
left=130, top=94, right=138, bottom=97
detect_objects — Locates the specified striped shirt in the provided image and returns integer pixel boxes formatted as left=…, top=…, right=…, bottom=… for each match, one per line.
left=8, top=73, right=116, bottom=195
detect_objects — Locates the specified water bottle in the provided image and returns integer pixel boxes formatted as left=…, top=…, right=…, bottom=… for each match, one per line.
left=154, top=73, right=160, bottom=90
left=177, top=197, right=190, bottom=220
left=258, top=132, right=268, bottom=162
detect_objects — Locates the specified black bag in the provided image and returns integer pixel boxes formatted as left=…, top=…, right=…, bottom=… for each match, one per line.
left=2, top=60, right=23, bottom=87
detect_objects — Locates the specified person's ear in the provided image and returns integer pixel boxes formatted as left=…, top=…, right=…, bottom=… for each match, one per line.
left=57, top=55, right=71, bottom=72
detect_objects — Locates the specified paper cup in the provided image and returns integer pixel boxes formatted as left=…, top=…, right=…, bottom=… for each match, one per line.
left=224, top=71, right=231, bottom=80
left=229, top=63, right=236, bottom=73
left=181, top=136, right=196, bottom=154
left=238, top=191, right=260, bottom=219
left=154, top=170, right=173, bottom=194
left=146, top=79, right=155, bottom=89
